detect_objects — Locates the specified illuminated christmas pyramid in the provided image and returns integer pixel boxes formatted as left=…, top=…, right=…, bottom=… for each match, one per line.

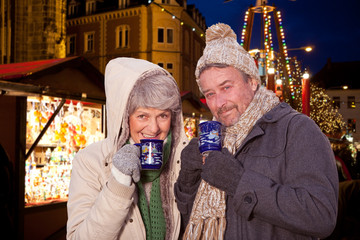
left=240, top=0, right=304, bottom=104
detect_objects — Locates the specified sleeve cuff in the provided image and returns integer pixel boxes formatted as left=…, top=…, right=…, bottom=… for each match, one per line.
left=111, top=166, right=132, bottom=186
left=107, top=173, right=135, bottom=200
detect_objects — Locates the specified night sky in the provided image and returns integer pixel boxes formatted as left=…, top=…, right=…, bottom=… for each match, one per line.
left=187, top=0, right=360, bottom=76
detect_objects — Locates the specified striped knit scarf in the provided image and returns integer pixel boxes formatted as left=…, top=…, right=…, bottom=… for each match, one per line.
left=183, top=87, right=280, bottom=239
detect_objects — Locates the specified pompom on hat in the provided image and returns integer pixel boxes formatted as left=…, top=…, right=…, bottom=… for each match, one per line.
left=195, top=23, right=260, bottom=84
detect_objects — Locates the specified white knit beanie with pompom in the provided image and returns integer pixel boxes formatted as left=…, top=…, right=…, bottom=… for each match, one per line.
left=195, top=23, right=260, bottom=84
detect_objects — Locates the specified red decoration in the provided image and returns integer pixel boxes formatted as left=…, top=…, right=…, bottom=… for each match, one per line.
left=302, top=78, right=310, bottom=116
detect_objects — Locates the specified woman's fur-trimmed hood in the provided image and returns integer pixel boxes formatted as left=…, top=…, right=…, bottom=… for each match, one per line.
left=103, top=57, right=185, bottom=164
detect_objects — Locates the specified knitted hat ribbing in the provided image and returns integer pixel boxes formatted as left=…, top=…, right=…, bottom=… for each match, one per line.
left=195, top=23, right=260, bottom=84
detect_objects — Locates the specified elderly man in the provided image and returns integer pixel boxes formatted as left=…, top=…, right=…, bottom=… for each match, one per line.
left=174, top=23, right=338, bottom=240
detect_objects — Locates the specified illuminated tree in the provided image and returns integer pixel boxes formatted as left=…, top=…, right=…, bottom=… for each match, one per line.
left=308, top=84, right=345, bottom=136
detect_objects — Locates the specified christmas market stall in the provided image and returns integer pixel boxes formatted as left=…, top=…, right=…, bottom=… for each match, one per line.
left=0, top=56, right=106, bottom=240
left=181, top=91, right=212, bottom=139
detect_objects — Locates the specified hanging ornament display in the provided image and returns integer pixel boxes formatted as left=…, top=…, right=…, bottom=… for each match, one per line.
left=25, top=96, right=105, bottom=205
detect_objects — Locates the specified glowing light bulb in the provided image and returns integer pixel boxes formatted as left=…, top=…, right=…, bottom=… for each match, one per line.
left=303, top=72, right=310, bottom=79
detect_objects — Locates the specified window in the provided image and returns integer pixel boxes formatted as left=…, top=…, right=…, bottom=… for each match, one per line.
left=125, top=30, right=128, bottom=47
left=162, top=0, right=170, bottom=3
left=67, top=35, right=76, bottom=55
left=167, top=63, right=173, bottom=69
left=86, top=0, right=96, bottom=15
left=158, top=28, right=164, bottom=43
left=69, top=5, right=75, bottom=15
left=119, top=0, right=129, bottom=9
left=347, top=96, right=355, bottom=108
left=348, top=119, right=356, bottom=133
left=333, top=96, right=340, bottom=108
left=158, top=28, right=174, bottom=44
left=158, top=63, right=164, bottom=68
left=68, top=1, right=77, bottom=16
left=84, top=32, right=94, bottom=52
left=116, top=25, right=130, bottom=48
left=167, top=29, right=173, bottom=43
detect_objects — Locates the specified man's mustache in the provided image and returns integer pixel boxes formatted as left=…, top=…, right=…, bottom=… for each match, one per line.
left=217, top=104, right=237, bottom=115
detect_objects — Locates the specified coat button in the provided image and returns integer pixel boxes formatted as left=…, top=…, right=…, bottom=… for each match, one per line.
left=244, top=196, right=252, bottom=204
left=129, top=219, right=133, bottom=223
left=280, top=102, right=287, bottom=108
left=265, top=114, right=272, bottom=120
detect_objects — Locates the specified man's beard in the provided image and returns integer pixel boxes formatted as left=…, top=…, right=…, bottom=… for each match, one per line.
left=217, top=104, right=239, bottom=126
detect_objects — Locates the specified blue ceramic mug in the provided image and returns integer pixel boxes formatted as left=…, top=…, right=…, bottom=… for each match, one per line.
left=198, top=121, right=222, bottom=153
left=138, top=139, right=163, bottom=170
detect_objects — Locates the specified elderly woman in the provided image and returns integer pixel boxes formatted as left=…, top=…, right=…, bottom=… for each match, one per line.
left=66, top=57, right=188, bottom=240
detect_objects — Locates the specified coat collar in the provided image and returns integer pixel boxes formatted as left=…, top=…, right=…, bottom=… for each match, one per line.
left=234, top=102, right=296, bottom=155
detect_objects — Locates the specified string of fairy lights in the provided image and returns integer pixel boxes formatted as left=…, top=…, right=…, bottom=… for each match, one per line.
left=149, top=1, right=310, bottom=102
left=263, top=9, right=274, bottom=68
left=240, top=8, right=305, bottom=99
left=310, top=85, right=345, bottom=135
left=147, top=0, right=205, bottom=38
left=147, top=1, right=346, bottom=135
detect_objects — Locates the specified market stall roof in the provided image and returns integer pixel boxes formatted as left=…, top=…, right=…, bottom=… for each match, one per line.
left=181, top=91, right=212, bottom=119
left=0, top=56, right=105, bottom=104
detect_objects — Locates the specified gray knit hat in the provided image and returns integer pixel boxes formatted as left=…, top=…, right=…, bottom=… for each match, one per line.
left=195, top=23, right=260, bottom=84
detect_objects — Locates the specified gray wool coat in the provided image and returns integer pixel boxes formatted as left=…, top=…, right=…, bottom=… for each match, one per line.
left=175, top=102, right=338, bottom=240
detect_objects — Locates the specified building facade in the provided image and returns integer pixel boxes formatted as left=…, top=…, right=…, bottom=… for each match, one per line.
left=66, top=0, right=206, bottom=97
left=0, top=0, right=66, bottom=64
left=312, top=59, right=360, bottom=143
left=326, top=89, right=360, bottom=142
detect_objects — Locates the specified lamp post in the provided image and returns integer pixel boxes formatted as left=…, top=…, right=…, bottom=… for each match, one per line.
left=275, top=79, right=283, bottom=100
left=274, top=45, right=313, bottom=106
left=285, top=45, right=314, bottom=53
left=281, top=45, right=313, bottom=103
left=302, top=71, right=310, bottom=116
left=267, top=67, right=275, bottom=93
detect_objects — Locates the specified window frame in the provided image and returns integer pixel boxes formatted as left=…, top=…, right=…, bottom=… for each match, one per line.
left=86, top=0, right=96, bottom=15
left=84, top=32, right=95, bottom=53
left=167, top=28, right=173, bottom=44
left=67, top=35, right=76, bottom=55
left=166, top=63, right=173, bottom=69
left=158, top=28, right=164, bottom=43
left=333, top=96, right=340, bottom=109
left=116, top=25, right=130, bottom=49
left=347, top=96, right=356, bottom=109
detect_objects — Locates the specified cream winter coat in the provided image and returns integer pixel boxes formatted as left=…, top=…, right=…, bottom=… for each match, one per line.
left=66, top=58, right=188, bottom=239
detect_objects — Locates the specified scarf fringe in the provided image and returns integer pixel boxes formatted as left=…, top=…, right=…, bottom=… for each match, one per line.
left=183, top=219, right=203, bottom=240
left=183, top=216, right=226, bottom=240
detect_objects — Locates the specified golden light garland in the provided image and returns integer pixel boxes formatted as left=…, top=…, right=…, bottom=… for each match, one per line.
left=309, top=84, right=345, bottom=135
left=149, top=0, right=205, bottom=38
